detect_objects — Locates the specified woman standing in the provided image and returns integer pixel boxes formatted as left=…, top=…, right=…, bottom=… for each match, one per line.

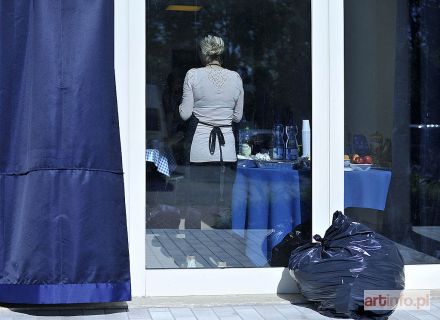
left=179, top=35, right=244, bottom=229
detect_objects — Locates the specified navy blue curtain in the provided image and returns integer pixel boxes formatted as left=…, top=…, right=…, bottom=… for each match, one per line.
left=0, top=0, right=131, bottom=303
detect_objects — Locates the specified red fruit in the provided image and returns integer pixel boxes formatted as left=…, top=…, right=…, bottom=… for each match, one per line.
left=357, top=157, right=365, bottom=164
left=364, top=155, right=373, bottom=164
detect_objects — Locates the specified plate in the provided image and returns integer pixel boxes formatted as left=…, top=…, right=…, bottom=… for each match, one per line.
left=349, top=163, right=372, bottom=171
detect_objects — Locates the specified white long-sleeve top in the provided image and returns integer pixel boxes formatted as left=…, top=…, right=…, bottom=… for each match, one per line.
left=179, top=66, right=244, bottom=162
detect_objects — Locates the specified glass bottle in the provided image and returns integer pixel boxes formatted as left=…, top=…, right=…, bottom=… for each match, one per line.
left=285, top=125, right=299, bottom=161
left=272, top=124, right=285, bottom=160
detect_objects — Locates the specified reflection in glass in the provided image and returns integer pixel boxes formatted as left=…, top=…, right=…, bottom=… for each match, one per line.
left=344, top=0, right=440, bottom=264
left=146, top=0, right=312, bottom=269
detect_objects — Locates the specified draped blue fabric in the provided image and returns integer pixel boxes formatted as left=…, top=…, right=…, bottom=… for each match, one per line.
left=344, top=170, right=392, bottom=211
left=0, top=0, right=131, bottom=303
left=231, top=166, right=302, bottom=264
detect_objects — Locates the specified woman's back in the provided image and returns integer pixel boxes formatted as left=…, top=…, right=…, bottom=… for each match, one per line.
left=179, top=66, right=244, bottom=162
left=180, top=66, right=243, bottom=126
left=193, top=66, right=243, bottom=125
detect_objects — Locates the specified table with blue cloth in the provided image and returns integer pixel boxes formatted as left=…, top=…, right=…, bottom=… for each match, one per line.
left=231, top=165, right=307, bottom=266
left=344, top=169, right=392, bottom=210
left=231, top=163, right=391, bottom=266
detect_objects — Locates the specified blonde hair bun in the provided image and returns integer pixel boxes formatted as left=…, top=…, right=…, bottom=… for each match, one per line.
left=200, top=35, right=225, bottom=64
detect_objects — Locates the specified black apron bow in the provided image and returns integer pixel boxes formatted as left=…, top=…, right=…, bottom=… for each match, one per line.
left=209, top=127, right=225, bottom=154
left=199, top=120, right=230, bottom=164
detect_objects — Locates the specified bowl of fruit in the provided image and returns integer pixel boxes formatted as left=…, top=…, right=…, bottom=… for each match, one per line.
left=349, top=154, right=373, bottom=171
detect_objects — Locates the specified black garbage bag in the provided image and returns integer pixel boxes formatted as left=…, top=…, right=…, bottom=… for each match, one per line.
left=289, top=211, right=405, bottom=319
left=269, top=219, right=312, bottom=267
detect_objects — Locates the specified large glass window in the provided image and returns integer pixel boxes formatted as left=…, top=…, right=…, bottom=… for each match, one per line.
left=145, top=0, right=312, bottom=268
left=344, top=0, right=440, bottom=264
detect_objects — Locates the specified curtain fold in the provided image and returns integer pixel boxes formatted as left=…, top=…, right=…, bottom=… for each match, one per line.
left=0, top=0, right=131, bottom=303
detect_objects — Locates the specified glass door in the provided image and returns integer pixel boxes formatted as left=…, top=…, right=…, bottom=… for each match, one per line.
left=117, top=0, right=342, bottom=296
left=140, top=0, right=346, bottom=295
left=118, top=0, right=440, bottom=296
left=344, top=0, right=440, bottom=285
left=145, top=0, right=312, bottom=270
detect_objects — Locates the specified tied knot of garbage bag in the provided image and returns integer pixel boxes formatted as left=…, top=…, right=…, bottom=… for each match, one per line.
left=313, top=234, right=329, bottom=248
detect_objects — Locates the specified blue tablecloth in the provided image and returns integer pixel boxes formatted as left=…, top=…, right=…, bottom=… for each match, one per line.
left=231, top=166, right=302, bottom=265
left=344, top=169, right=392, bottom=211
left=231, top=165, right=391, bottom=265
